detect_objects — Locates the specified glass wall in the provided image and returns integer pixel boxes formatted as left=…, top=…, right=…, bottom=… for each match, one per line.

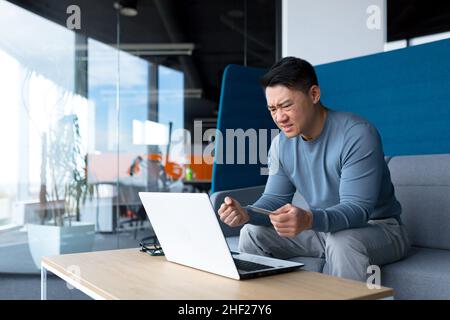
left=0, top=0, right=277, bottom=299
left=0, top=1, right=82, bottom=269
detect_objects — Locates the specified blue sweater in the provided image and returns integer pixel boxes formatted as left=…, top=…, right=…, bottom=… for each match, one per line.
left=250, top=109, right=402, bottom=233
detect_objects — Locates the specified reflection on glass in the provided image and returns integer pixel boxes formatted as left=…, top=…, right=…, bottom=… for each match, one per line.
left=0, top=0, right=94, bottom=273
left=115, top=50, right=187, bottom=241
left=0, top=0, right=76, bottom=225
left=0, top=0, right=277, bottom=299
left=158, top=65, right=185, bottom=189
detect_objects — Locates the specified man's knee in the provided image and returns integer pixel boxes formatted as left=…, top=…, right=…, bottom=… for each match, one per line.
left=325, top=230, right=367, bottom=261
left=238, top=224, right=273, bottom=255
left=324, top=230, right=370, bottom=281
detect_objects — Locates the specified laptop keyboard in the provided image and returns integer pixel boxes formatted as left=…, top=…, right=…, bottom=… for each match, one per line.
left=233, top=258, right=272, bottom=272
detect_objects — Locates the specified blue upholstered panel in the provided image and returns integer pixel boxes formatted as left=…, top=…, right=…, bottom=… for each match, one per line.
left=382, top=247, right=450, bottom=299
left=212, top=39, right=450, bottom=192
left=316, top=39, right=450, bottom=156
left=211, top=65, right=278, bottom=193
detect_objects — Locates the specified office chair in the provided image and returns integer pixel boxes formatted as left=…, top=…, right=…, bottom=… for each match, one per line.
left=118, top=154, right=170, bottom=239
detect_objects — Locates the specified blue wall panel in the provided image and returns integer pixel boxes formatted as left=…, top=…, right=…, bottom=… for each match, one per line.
left=212, top=39, right=450, bottom=192
left=316, top=39, right=450, bottom=156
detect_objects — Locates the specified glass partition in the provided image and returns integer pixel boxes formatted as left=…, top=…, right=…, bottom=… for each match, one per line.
left=0, top=0, right=277, bottom=299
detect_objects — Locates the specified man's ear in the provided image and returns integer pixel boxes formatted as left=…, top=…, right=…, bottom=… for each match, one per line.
left=309, top=85, right=321, bottom=104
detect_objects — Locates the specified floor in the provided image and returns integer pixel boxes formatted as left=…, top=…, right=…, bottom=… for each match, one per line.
left=0, top=226, right=238, bottom=300
left=0, top=223, right=154, bottom=299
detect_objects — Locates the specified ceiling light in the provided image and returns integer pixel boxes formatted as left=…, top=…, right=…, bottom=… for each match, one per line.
left=114, top=0, right=138, bottom=17
left=118, top=43, right=195, bottom=56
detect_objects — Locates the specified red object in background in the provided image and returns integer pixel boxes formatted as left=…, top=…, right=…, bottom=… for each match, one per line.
left=165, top=161, right=183, bottom=180
left=127, top=156, right=143, bottom=176
left=184, top=155, right=213, bottom=181
left=126, top=209, right=135, bottom=218
left=127, top=154, right=184, bottom=181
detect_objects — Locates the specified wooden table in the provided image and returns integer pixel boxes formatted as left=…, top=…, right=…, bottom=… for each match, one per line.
left=41, top=248, right=393, bottom=300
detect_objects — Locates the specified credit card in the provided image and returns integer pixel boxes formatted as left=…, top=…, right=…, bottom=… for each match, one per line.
left=245, top=205, right=273, bottom=216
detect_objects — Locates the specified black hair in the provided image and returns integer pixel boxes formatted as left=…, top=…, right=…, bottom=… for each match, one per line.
left=260, top=57, right=319, bottom=93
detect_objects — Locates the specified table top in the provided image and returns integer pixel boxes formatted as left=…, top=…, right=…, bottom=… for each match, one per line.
left=42, top=248, right=393, bottom=300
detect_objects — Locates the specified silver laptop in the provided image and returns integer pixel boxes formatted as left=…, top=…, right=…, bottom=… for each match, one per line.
left=138, top=192, right=303, bottom=280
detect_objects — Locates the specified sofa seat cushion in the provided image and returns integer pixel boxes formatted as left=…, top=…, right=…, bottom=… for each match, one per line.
left=382, top=247, right=450, bottom=299
left=388, top=154, right=450, bottom=250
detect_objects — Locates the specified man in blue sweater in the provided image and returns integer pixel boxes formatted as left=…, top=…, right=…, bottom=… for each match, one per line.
left=218, top=57, right=410, bottom=282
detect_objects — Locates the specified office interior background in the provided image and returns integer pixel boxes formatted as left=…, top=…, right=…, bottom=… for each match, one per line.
left=0, top=0, right=449, bottom=299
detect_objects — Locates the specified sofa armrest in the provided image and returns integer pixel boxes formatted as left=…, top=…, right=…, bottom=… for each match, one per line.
left=210, top=185, right=265, bottom=237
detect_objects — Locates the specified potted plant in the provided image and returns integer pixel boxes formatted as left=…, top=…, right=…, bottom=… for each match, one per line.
left=28, top=114, right=95, bottom=269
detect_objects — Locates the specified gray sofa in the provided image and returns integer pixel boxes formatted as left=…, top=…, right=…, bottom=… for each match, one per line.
left=210, top=154, right=450, bottom=299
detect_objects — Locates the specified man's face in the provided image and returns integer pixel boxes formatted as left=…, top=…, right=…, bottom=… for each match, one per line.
left=265, top=85, right=318, bottom=138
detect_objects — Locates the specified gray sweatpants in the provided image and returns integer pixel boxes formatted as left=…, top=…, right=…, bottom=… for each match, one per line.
left=238, top=218, right=410, bottom=282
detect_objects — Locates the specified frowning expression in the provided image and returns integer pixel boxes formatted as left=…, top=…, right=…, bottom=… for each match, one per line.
left=266, top=85, right=320, bottom=138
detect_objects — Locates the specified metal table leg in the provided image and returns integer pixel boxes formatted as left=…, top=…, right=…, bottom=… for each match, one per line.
left=41, top=266, right=47, bottom=300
